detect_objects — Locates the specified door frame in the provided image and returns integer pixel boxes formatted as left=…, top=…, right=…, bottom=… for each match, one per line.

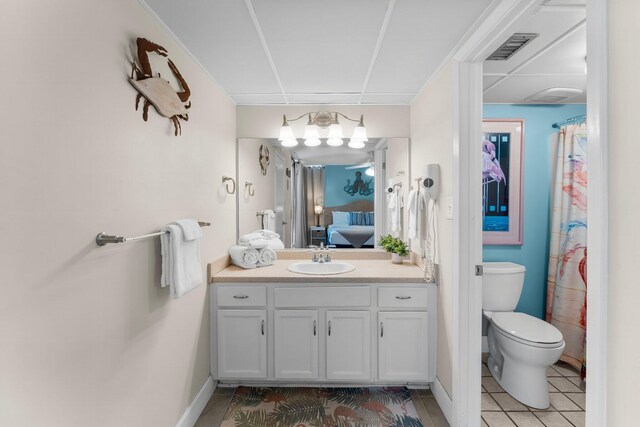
left=451, top=0, right=608, bottom=426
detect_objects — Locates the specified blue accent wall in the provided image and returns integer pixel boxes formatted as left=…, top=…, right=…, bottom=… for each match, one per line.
left=324, top=165, right=375, bottom=207
left=483, top=104, right=586, bottom=319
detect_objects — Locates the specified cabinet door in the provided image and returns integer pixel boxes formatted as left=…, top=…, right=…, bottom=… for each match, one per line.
left=274, top=310, right=318, bottom=379
left=217, top=310, right=267, bottom=379
left=378, top=312, right=429, bottom=381
left=326, top=311, right=371, bottom=380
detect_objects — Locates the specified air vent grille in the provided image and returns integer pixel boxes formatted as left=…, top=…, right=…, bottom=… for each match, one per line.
left=487, top=33, right=539, bottom=61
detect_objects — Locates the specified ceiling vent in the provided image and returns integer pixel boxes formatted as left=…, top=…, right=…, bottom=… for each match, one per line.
left=524, top=88, right=584, bottom=103
left=486, top=33, right=539, bottom=60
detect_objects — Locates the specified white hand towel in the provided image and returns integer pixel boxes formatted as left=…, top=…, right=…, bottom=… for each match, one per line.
left=239, top=230, right=282, bottom=248
left=174, top=218, right=203, bottom=241
left=160, top=222, right=202, bottom=299
left=407, top=189, right=418, bottom=240
left=388, top=191, right=403, bottom=236
left=257, top=247, right=277, bottom=266
left=261, top=210, right=276, bottom=232
left=229, top=245, right=260, bottom=269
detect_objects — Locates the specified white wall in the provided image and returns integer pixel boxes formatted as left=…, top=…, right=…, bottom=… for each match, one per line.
left=608, top=0, right=640, bottom=423
left=410, top=62, right=454, bottom=396
left=0, top=1, right=236, bottom=426
left=237, top=105, right=410, bottom=138
left=237, top=139, right=276, bottom=237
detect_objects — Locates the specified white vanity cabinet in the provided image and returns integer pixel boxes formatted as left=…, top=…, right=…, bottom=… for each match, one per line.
left=211, top=282, right=436, bottom=385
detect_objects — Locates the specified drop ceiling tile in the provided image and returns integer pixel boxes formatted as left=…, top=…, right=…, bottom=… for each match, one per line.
left=286, top=93, right=362, bottom=105
left=483, top=9, right=585, bottom=74
left=231, top=93, right=287, bottom=105
left=144, top=0, right=281, bottom=94
left=516, top=27, right=586, bottom=75
left=361, top=93, right=414, bottom=104
left=483, top=75, right=586, bottom=104
left=483, top=75, right=503, bottom=90
left=366, top=0, right=492, bottom=93
left=251, top=0, right=389, bottom=94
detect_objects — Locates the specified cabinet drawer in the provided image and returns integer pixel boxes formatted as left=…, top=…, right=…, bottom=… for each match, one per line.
left=217, top=286, right=267, bottom=307
left=275, top=287, right=370, bottom=308
left=378, top=287, right=428, bottom=308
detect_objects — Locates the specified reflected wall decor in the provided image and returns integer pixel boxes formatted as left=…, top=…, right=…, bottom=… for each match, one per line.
left=482, top=119, right=524, bottom=245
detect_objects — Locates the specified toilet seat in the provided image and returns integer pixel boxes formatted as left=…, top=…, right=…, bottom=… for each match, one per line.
left=491, top=312, right=564, bottom=348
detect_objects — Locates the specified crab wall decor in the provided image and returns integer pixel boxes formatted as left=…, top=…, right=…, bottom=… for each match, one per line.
left=259, top=144, right=270, bottom=176
left=129, top=38, right=191, bottom=136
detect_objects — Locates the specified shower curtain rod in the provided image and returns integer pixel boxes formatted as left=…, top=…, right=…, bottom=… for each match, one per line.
left=552, top=114, right=586, bottom=129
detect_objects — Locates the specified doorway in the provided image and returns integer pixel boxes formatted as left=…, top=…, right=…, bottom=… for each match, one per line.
left=451, top=0, right=607, bottom=426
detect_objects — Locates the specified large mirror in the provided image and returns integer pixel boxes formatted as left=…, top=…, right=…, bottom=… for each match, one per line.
left=237, top=137, right=410, bottom=249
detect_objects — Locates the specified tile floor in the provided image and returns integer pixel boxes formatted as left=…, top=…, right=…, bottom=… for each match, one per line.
left=194, top=386, right=450, bottom=426
left=481, top=354, right=586, bottom=427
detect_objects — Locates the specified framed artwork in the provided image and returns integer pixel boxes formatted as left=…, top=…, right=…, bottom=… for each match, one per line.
left=482, top=119, right=524, bottom=245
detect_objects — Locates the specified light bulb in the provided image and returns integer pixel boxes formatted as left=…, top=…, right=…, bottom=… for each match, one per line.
left=348, top=139, right=365, bottom=149
left=281, top=138, right=298, bottom=147
left=365, top=167, right=374, bottom=176
left=327, top=137, right=344, bottom=147
left=304, top=138, right=321, bottom=147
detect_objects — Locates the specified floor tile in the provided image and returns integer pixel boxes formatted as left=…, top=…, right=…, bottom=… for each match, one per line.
left=548, top=393, right=581, bottom=411
left=548, top=382, right=559, bottom=392
left=482, top=411, right=517, bottom=426
left=532, top=411, right=573, bottom=427
left=561, top=411, right=585, bottom=427
left=421, top=396, right=450, bottom=427
left=410, top=389, right=435, bottom=427
left=482, top=364, right=492, bottom=376
left=482, top=419, right=489, bottom=427
left=483, top=376, right=505, bottom=392
left=416, top=388, right=434, bottom=397
left=567, top=376, right=586, bottom=391
left=482, top=393, right=502, bottom=411
left=491, top=393, right=528, bottom=412
left=483, top=353, right=489, bottom=363
left=506, top=411, right=545, bottom=427
left=194, top=393, right=234, bottom=427
left=548, top=377, right=583, bottom=393
left=553, top=363, right=579, bottom=377
left=214, top=386, right=236, bottom=395
left=564, top=393, right=585, bottom=410
left=547, top=366, right=563, bottom=377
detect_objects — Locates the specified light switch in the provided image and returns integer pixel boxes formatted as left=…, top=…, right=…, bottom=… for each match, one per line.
left=446, top=196, right=453, bottom=220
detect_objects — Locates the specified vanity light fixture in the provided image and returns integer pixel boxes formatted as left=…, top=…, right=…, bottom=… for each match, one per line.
left=278, top=112, right=367, bottom=149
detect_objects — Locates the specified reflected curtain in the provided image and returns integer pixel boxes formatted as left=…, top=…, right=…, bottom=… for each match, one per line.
left=546, top=123, right=588, bottom=377
left=292, top=164, right=325, bottom=248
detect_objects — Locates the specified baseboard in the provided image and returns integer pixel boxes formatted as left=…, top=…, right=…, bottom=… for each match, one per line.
left=431, top=377, right=453, bottom=426
left=175, top=375, right=215, bottom=427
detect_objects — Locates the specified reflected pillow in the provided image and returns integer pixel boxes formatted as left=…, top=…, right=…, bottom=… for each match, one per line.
left=332, top=211, right=350, bottom=226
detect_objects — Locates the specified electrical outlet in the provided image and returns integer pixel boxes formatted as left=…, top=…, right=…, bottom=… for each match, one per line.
left=446, top=196, right=453, bottom=219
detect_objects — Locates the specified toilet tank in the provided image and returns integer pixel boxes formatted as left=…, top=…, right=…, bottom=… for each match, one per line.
left=482, top=262, right=526, bottom=311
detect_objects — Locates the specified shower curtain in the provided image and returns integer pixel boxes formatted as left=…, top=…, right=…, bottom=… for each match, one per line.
left=546, top=123, right=588, bottom=377
left=291, top=164, right=325, bottom=248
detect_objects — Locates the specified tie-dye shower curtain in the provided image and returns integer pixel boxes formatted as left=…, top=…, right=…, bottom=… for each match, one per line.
left=546, top=123, right=588, bottom=377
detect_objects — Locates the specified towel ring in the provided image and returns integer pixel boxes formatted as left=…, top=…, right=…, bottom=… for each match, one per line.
left=222, top=176, right=236, bottom=194
left=245, top=181, right=255, bottom=196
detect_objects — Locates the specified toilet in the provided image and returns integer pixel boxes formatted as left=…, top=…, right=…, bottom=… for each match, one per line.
left=483, top=262, right=565, bottom=409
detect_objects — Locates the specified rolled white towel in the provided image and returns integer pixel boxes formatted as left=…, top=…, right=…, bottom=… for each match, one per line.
left=229, top=245, right=259, bottom=269
left=258, top=247, right=277, bottom=267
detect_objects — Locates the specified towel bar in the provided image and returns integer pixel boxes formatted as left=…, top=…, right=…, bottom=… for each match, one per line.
left=96, top=221, right=211, bottom=246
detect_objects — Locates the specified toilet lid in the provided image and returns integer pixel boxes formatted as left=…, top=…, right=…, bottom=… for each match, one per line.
left=492, top=312, right=563, bottom=344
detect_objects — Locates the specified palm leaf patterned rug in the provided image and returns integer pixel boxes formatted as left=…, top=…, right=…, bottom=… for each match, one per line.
left=221, top=386, right=423, bottom=427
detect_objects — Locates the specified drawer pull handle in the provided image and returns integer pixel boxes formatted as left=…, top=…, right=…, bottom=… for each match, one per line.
left=261, top=320, right=265, bottom=335
left=395, top=296, right=412, bottom=300
left=380, top=322, right=384, bottom=337
left=233, top=295, right=249, bottom=299
left=313, top=320, right=317, bottom=336
left=328, top=321, right=331, bottom=336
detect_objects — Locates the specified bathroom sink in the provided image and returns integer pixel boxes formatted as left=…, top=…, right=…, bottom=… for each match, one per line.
left=287, top=261, right=355, bottom=275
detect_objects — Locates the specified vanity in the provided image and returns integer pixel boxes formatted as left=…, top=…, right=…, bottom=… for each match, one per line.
left=209, top=258, right=437, bottom=386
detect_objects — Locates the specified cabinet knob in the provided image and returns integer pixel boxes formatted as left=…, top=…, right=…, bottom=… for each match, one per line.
left=233, top=295, right=249, bottom=299
left=395, top=296, right=412, bottom=300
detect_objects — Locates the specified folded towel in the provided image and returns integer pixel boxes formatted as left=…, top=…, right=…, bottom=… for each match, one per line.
left=265, top=238, right=285, bottom=250
left=160, top=222, right=203, bottom=299
left=229, top=245, right=260, bottom=269
left=258, top=247, right=277, bottom=266
left=174, top=218, right=203, bottom=241
left=239, top=230, right=282, bottom=248
left=256, top=229, right=280, bottom=240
